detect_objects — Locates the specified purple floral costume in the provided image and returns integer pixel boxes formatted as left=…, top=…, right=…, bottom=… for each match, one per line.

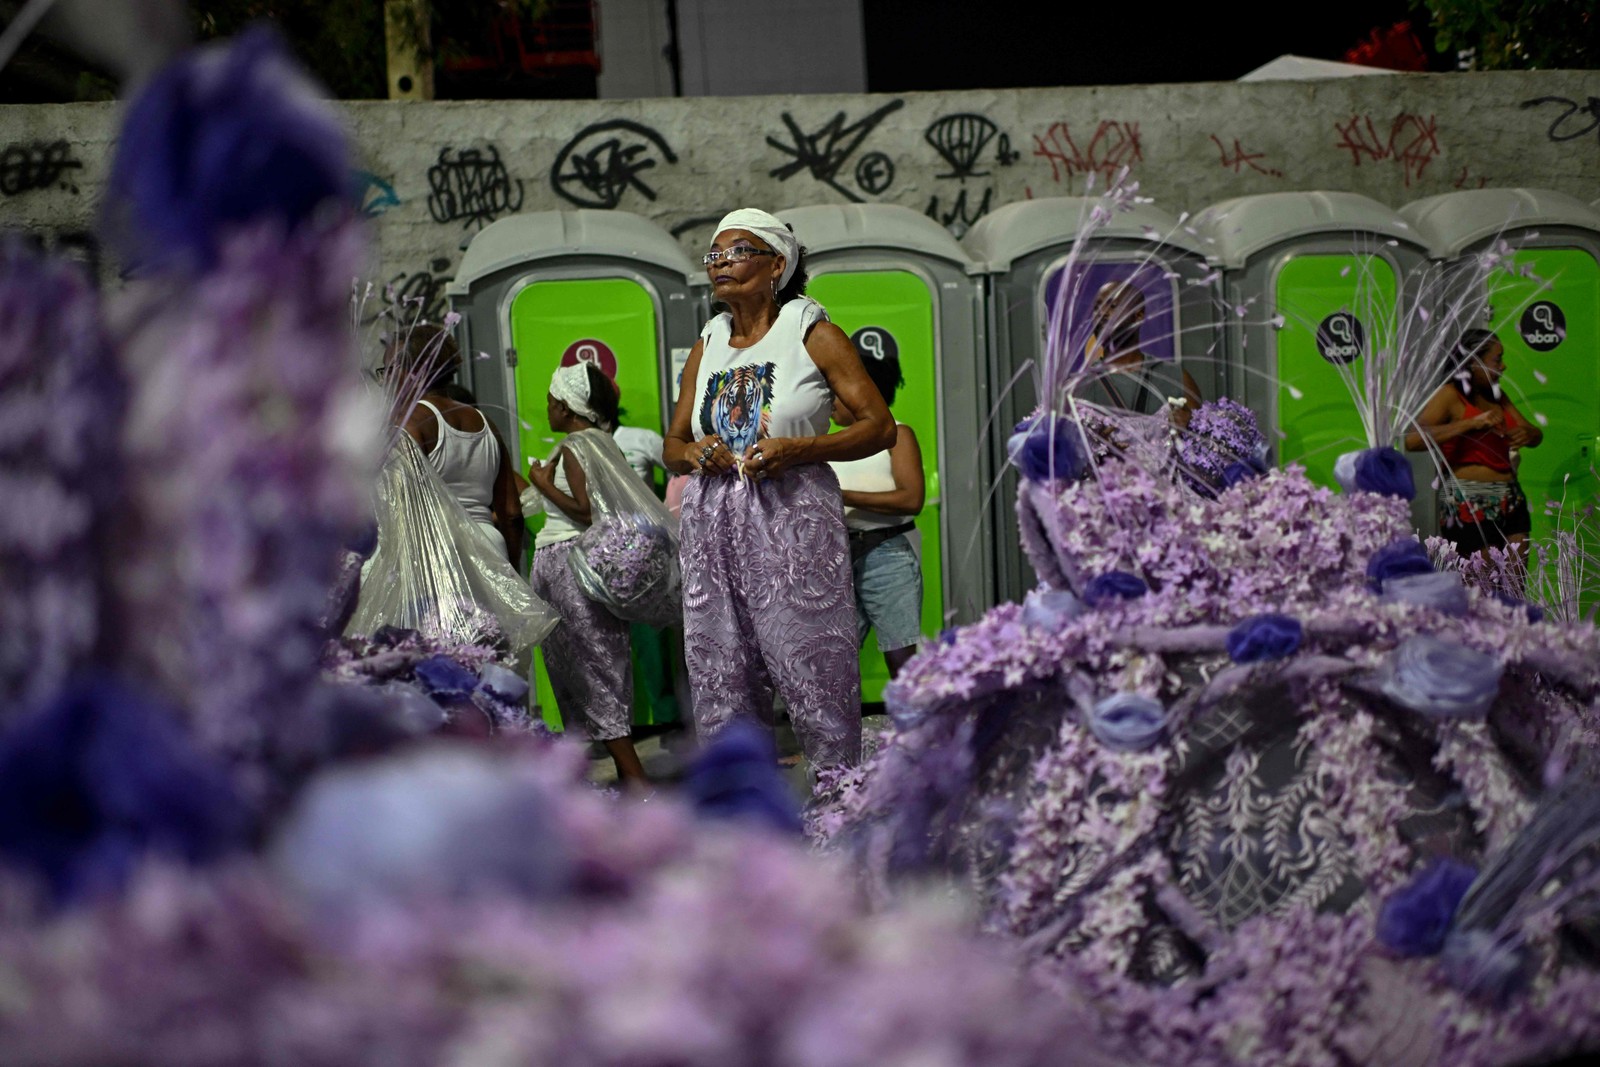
left=679, top=464, right=862, bottom=770
left=529, top=544, right=633, bottom=741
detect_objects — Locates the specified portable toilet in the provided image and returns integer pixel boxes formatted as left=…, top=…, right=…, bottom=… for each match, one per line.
left=448, top=210, right=705, bottom=730
left=776, top=203, right=991, bottom=703
left=1401, top=189, right=1600, bottom=587
left=1192, top=191, right=1430, bottom=512
left=962, top=196, right=1221, bottom=604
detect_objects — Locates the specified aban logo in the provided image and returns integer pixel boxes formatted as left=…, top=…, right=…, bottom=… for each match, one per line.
left=1314, top=312, right=1366, bottom=365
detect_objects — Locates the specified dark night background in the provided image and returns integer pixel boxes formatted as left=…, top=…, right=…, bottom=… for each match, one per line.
left=862, top=0, right=1448, bottom=91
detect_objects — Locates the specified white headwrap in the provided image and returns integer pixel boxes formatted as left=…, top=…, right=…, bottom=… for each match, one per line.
left=713, top=208, right=799, bottom=288
left=551, top=363, right=603, bottom=426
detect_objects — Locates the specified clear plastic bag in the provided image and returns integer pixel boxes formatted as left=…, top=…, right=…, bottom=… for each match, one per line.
left=551, top=429, right=681, bottom=627
left=348, top=433, right=558, bottom=654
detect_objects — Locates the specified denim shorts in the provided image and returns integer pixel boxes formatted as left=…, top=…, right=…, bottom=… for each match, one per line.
left=852, top=533, right=923, bottom=652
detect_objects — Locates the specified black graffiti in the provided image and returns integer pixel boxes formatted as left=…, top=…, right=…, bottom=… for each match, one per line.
left=925, top=187, right=993, bottom=237
left=0, top=141, right=83, bottom=196
left=426, top=145, right=524, bottom=229
left=551, top=120, right=678, bottom=210
left=1521, top=95, right=1600, bottom=143
left=392, top=257, right=453, bottom=322
left=997, top=133, right=1019, bottom=166
left=767, top=99, right=905, bottom=202
left=925, top=113, right=1007, bottom=180
left=670, top=212, right=729, bottom=240
left=854, top=151, right=895, bottom=195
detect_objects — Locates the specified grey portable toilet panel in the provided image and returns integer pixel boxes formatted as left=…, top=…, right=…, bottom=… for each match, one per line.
left=1192, top=191, right=1429, bottom=524
left=446, top=209, right=702, bottom=471
left=962, top=196, right=1220, bottom=605
left=1401, top=189, right=1600, bottom=566
left=778, top=203, right=991, bottom=639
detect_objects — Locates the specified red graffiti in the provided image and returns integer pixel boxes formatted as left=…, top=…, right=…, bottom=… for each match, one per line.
left=1333, top=113, right=1441, bottom=186
left=1031, top=121, right=1142, bottom=188
left=1210, top=135, right=1283, bottom=178
left=1453, top=165, right=1489, bottom=190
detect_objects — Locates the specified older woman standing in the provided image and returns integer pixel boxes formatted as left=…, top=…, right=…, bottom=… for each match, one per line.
left=664, top=209, right=896, bottom=780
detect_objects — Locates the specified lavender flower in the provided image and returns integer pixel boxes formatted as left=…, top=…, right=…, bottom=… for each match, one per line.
left=1177, top=397, right=1266, bottom=488
left=0, top=239, right=122, bottom=718
left=1381, top=572, right=1471, bottom=616
left=104, top=27, right=352, bottom=272
left=1084, top=570, right=1148, bottom=606
left=1376, top=858, right=1477, bottom=957
left=0, top=676, right=251, bottom=905
left=1225, top=614, right=1303, bottom=663
left=1221, top=461, right=1259, bottom=487
left=1381, top=635, right=1503, bottom=721
left=571, top=516, right=680, bottom=626
left=1368, top=537, right=1434, bottom=590
left=684, top=719, right=802, bottom=835
left=1087, top=693, right=1166, bottom=752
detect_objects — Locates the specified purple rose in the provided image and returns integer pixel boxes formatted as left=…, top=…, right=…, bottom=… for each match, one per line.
left=1495, top=592, right=1544, bottom=623
left=477, top=663, right=529, bottom=708
left=1022, top=587, right=1084, bottom=630
left=0, top=677, right=252, bottom=905
left=104, top=27, right=352, bottom=271
left=1083, top=571, right=1148, bottom=607
left=685, top=720, right=801, bottom=835
left=1009, top=414, right=1087, bottom=483
left=1226, top=614, right=1303, bottom=663
left=1367, top=538, right=1434, bottom=591
left=1221, top=461, right=1260, bottom=487
left=1087, top=693, right=1166, bottom=752
left=1376, top=858, right=1477, bottom=957
left=412, top=655, right=480, bottom=701
left=1381, top=572, right=1470, bottom=617
left=1380, top=635, right=1502, bottom=721
left=1336, top=447, right=1415, bottom=500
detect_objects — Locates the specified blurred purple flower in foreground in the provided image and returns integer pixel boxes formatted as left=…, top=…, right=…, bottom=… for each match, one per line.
left=1376, top=858, right=1477, bottom=957
left=0, top=676, right=251, bottom=905
left=685, top=719, right=802, bottom=835
left=1381, top=634, right=1502, bottom=721
left=1225, top=613, right=1303, bottom=663
left=1367, top=537, right=1434, bottom=591
left=103, top=26, right=351, bottom=272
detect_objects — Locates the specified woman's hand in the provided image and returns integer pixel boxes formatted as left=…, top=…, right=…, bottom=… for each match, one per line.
left=1471, top=408, right=1504, bottom=432
left=690, top=434, right=738, bottom=476
left=741, top=437, right=798, bottom=481
left=527, top=456, right=559, bottom=494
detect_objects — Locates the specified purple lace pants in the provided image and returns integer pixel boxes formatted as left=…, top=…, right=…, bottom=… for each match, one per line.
left=529, top=542, right=632, bottom=741
left=679, top=464, right=862, bottom=770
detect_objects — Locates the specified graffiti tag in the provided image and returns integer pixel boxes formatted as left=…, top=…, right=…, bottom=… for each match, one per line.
left=926, top=187, right=993, bottom=237
left=356, top=171, right=401, bottom=218
left=1520, top=95, right=1600, bottom=143
left=767, top=99, right=906, bottom=202
left=0, top=141, right=83, bottom=196
left=426, top=145, right=524, bottom=230
left=551, top=120, right=679, bottom=209
left=1031, top=121, right=1143, bottom=189
left=1210, top=135, right=1283, bottom=178
left=1333, top=113, right=1440, bottom=186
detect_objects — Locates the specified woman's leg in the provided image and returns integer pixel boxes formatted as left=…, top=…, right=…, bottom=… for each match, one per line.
left=742, top=467, right=862, bottom=774
left=679, top=477, right=779, bottom=741
left=855, top=535, right=924, bottom=679
left=530, top=544, right=645, bottom=782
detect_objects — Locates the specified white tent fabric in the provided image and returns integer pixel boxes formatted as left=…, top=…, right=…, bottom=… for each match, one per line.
left=1237, top=54, right=1396, bottom=82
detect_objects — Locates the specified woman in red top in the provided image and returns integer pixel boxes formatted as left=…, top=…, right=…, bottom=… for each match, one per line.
left=1406, top=328, right=1542, bottom=556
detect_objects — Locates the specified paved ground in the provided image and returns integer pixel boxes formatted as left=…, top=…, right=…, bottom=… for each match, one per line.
left=586, top=712, right=893, bottom=795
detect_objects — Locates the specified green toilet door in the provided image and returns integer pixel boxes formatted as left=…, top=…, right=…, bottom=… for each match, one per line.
left=1492, top=248, right=1600, bottom=613
left=807, top=270, right=942, bottom=704
left=508, top=277, right=671, bottom=731
left=1273, top=254, right=1400, bottom=487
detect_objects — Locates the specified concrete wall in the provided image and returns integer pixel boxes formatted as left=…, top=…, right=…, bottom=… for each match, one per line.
left=1, top=70, right=1596, bottom=313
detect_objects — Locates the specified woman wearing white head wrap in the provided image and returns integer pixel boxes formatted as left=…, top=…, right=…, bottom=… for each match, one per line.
left=662, top=208, right=898, bottom=782
left=526, top=361, right=648, bottom=784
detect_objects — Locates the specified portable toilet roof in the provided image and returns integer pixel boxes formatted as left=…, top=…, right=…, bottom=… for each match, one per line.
left=1193, top=191, right=1420, bottom=269
left=777, top=203, right=975, bottom=270
left=446, top=209, right=698, bottom=297
left=961, top=197, right=1208, bottom=272
left=1399, top=188, right=1600, bottom=258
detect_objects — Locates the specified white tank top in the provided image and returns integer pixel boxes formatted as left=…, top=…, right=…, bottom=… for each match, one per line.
left=417, top=399, right=498, bottom=527
left=533, top=439, right=584, bottom=549
left=692, top=296, right=833, bottom=457
left=831, top=425, right=904, bottom=531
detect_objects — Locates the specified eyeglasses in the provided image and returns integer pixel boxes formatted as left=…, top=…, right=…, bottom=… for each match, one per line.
left=702, top=245, right=776, bottom=267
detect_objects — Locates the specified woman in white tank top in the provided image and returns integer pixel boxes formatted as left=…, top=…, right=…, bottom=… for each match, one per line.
left=394, top=326, right=522, bottom=565
left=663, top=208, right=897, bottom=784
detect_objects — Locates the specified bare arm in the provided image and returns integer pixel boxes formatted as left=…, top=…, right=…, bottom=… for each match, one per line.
left=527, top=448, right=592, bottom=526
left=1404, top=385, right=1496, bottom=451
left=485, top=418, right=523, bottom=565
left=840, top=423, right=925, bottom=516
left=746, top=322, right=896, bottom=478
left=1503, top=397, right=1543, bottom=448
left=664, top=340, right=728, bottom=475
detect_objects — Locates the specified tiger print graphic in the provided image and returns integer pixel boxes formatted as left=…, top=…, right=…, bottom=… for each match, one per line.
left=700, top=361, right=776, bottom=457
